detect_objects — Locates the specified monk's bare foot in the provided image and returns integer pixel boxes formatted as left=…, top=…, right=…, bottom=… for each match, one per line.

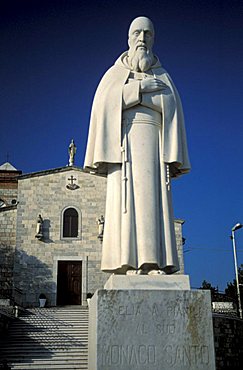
left=140, top=263, right=164, bottom=275
left=126, top=269, right=143, bottom=275
left=126, top=270, right=135, bottom=275
left=148, top=269, right=166, bottom=275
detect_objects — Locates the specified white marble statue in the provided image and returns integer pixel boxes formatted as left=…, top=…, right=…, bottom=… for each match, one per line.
left=68, top=139, right=76, bottom=166
left=84, top=17, right=190, bottom=275
left=35, top=214, right=43, bottom=239
left=97, top=215, right=105, bottom=240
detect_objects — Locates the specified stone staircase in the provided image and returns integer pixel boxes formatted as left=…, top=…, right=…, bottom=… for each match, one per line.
left=0, top=306, right=88, bottom=369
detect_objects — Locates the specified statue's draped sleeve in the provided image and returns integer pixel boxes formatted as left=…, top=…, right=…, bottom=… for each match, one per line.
left=122, top=81, right=141, bottom=109
left=84, top=66, right=130, bottom=175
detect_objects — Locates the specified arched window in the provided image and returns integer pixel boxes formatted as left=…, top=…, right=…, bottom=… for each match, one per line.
left=63, top=208, right=79, bottom=237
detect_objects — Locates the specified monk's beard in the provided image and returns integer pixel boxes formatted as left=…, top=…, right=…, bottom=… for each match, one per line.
left=128, top=47, right=154, bottom=72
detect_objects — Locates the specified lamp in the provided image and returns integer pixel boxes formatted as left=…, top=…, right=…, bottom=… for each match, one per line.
left=231, top=223, right=243, bottom=319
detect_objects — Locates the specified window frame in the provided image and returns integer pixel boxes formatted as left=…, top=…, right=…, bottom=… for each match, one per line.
left=61, top=206, right=82, bottom=240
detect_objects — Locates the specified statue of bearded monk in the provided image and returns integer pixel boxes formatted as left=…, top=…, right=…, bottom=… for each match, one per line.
left=84, top=16, right=191, bottom=275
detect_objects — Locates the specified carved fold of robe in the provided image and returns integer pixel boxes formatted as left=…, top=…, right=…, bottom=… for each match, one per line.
left=101, top=102, right=179, bottom=273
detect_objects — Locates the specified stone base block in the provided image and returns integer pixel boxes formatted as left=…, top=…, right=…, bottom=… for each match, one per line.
left=88, top=289, right=216, bottom=370
left=104, top=274, right=190, bottom=290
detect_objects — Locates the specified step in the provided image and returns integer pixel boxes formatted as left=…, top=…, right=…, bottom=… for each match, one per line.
left=2, top=338, right=88, bottom=350
left=1, top=346, right=88, bottom=352
left=1, top=352, right=87, bottom=358
left=6, top=355, right=87, bottom=362
left=7, top=331, right=88, bottom=336
left=7, top=358, right=88, bottom=364
left=1, top=343, right=88, bottom=349
left=8, top=323, right=89, bottom=328
left=3, top=332, right=89, bottom=337
left=11, top=321, right=89, bottom=325
left=1, top=355, right=88, bottom=360
left=7, top=325, right=88, bottom=331
left=10, top=365, right=87, bottom=369
left=8, top=322, right=88, bottom=326
left=3, top=337, right=88, bottom=342
left=1, top=352, right=88, bottom=357
left=9, top=362, right=88, bottom=369
left=17, top=314, right=87, bottom=316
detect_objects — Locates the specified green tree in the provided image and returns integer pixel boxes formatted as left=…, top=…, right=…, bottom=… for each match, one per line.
left=200, top=280, right=219, bottom=301
left=225, top=265, right=243, bottom=311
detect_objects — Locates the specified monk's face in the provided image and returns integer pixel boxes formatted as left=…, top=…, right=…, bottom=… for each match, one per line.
left=128, top=17, right=154, bottom=56
left=127, top=17, right=154, bottom=72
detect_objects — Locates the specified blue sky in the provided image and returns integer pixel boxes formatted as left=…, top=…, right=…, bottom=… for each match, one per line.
left=1, top=0, right=243, bottom=290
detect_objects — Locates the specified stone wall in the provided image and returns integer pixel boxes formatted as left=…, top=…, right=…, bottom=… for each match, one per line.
left=213, top=314, right=243, bottom=370
left=0, top=207, right=17, bottom=298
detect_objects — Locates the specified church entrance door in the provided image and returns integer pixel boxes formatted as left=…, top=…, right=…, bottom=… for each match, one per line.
left=56, top=261, right=82, bottom=305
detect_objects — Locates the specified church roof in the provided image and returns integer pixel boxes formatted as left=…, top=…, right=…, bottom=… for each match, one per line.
left=18, top=165, right=105, bottom=180
left=0, top=162, right=18, bottom=171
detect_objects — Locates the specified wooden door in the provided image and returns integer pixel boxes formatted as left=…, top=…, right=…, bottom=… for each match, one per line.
left=57, top=261, right=82, bottom=305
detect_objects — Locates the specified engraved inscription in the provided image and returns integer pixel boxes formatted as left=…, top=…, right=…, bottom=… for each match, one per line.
left=150, top=302, right=203, bottom=319
left=166, top=302, right=203, bottom=319
left=136, top=322, right=148, bottom=335
left=133, top=320, right=176, bottom=336
left=118, top=304, right=141, bottom=316
left=163, top=345, right=210, bottom=367
left=102, top=345, right=156, bottom=366
left=117, top=301, right=203, bottom=320
left=155, top=320, right=176, bottom=334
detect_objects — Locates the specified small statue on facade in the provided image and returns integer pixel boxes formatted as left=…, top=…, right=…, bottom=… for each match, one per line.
left=68, top=139, right=77, bottom=166
left=35, top=214, right=44, bottom=240
left=97, top=215, right=105, bottom=241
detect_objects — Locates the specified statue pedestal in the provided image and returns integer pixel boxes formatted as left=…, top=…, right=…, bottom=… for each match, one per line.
left=104, top=274, right=190, bottom=290
left=88, top=276, right=216, bottom=370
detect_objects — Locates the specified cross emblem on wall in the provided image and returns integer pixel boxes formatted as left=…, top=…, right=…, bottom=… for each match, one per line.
left=66, top=175, right=79, bottom=190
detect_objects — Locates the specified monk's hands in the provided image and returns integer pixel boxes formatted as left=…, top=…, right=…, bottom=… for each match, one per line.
left=140, top=78, right=168, bottom=93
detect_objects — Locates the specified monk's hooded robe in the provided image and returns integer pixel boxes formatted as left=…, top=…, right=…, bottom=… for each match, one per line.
left=84, top=52, right=191, bottom=274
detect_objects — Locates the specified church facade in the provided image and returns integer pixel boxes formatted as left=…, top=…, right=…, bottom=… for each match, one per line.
left=0, top=161, right=185, bottom=307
